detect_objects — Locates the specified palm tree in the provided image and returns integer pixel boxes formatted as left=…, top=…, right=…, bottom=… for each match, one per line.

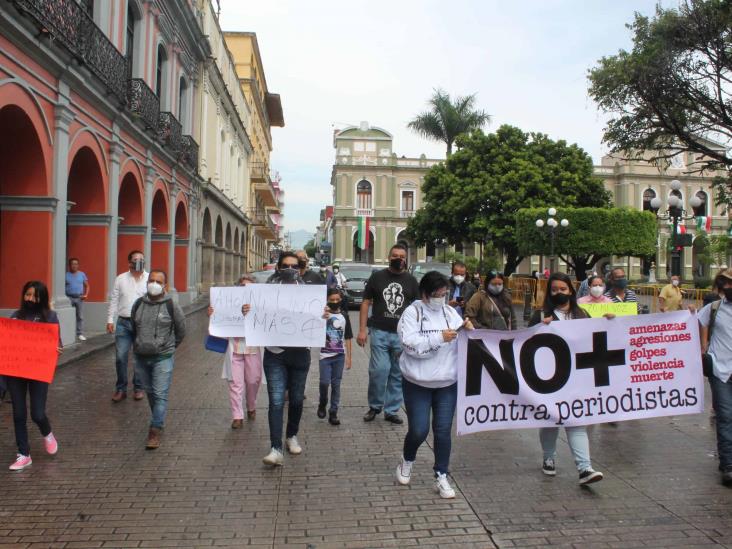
left=407, top=89, right=490, bottom=156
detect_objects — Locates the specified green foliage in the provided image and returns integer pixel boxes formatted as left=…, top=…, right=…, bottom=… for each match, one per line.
left=303, top=239, right=317, bottom=258
left=407, top=125, right=611, bottom=274
left=708, top=233, right=731, bottom=268
left=516, top=207, right=657, bottom=274
left=588, top=1, right=732, bottom=202
left=407, top=89, right=490, bottom=156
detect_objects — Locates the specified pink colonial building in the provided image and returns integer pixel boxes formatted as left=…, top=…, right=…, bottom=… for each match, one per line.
left=0, top=0, right=208, bottom=344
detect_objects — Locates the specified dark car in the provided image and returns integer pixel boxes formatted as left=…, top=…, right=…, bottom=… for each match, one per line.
left=410, top=262, right=452, bottom=282
left=339, top=263, right=379, bottom=309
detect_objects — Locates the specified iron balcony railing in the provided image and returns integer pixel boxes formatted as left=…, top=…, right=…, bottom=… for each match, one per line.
left=158, top=112, right=182, bottom=154
left=181, top=135, right=199, bottom=171
left=128, top=78, right=159, bottom=131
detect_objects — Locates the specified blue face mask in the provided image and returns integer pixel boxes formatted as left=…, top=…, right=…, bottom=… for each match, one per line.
left=614, top=278, right=628, bottom=290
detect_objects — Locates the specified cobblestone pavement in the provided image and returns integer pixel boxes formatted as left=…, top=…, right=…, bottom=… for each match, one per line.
left=0, top=309, right=731, bottom=548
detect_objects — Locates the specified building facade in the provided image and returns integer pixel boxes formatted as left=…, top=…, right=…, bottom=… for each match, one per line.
left=223, top=31, right=284, bottom=270
left=330, top=123, right=442, bottom=265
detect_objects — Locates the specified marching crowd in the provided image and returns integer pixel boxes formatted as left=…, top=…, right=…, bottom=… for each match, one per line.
left=3, top=246, right=732, bottom=493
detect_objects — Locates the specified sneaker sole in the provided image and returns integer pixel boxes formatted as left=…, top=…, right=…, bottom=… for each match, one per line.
left=579, top=472, right=604, bottom=485
left=9, top=463, right=31, bottom=471
left=263, top=457, right=283, bottom=466
left=433, top=486, right=456, bottom=499
left=542, top=468, right=556, bottom=476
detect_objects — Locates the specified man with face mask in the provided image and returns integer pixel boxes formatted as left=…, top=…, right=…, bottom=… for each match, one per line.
left=604, top=268, right=638, bottom=312
left=659, top=275, right=684, bottom=312
left=130, top=270, right=186, bottom=449
left=447, top=261, right=476, bottom=317
left=358, top=244, right=419, bottom=424
left=107, top=250, right=149, bottom=402
left=295, top=250, right=324, bottom=285
left=332, top=263, right=348, bottom=290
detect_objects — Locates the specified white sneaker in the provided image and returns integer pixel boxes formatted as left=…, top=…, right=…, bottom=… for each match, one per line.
left=285, top=436, right=302, bottom=455
left=395, top=457, right=413, bottom=485
left=262, top=447, right=284, bottom=466
left=78, top=335, right=87, bottom=341
left=434, top=473, right=456, bottom=499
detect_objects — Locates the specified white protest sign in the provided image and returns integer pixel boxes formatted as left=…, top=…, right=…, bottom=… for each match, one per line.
left=209, top=284, right=327, bottom=347
left=457, top=310, right=704, bottom=435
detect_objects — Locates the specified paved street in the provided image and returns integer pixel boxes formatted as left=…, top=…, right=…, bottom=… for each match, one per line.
left=1, top=308, right=731, bottom=548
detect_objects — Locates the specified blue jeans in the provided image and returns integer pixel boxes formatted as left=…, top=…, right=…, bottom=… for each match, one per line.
left=402, top=379, right=457, bottom=475
left=115, top=318, right=141, bottom=393
left=68, top=296, right=83, bottom=335
left=710, top=374, right=732, bottom=469
left=134, top=355, right=174, bottom=429
left=319, top=355, right=345, bottom=412
left=263, top=348, right=311, bottom=450
left=367, top=329, right=403, bottom=414
left=539, top=427, right=592, bottom=471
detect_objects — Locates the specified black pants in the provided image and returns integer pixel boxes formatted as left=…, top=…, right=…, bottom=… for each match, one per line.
left=6, top=376, right=52, bottom=456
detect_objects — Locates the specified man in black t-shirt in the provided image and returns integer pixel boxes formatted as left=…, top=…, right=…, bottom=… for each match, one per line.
left=357, top=244, right=419, bottom=424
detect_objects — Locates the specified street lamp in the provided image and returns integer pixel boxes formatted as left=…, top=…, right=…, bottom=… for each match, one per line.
left=648, top=179, right=702, bottom=277
left=535, top=208, right=569, bottom=272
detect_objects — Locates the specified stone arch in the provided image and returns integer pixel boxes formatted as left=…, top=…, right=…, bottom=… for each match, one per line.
left=173, top=194, right=189, bottom=291
left=150, top=184, right=170, bottom=275
left=117, top=161, right=145, bottom=275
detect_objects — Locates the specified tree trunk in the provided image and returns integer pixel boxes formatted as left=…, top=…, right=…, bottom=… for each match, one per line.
left=503, top=255, right=524, bottom=276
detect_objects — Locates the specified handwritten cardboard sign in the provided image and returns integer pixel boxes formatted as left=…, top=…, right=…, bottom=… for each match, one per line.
left=209, top=284, right=327, bottom=347
left=580, top=302, right=638, bottom=318
left=0, top=317, right=59, bottom=383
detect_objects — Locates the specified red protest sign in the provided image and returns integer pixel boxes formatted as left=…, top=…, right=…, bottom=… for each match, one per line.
left=0, top=317, right=59, bottom=383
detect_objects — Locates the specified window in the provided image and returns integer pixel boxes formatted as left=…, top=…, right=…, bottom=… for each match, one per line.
left=155, top=45, right=167, bottom=100
left=338, top=147, right=350, bottom=156
left=365, top=142, right=376, bottom=152
left=354, top=142, right=365, bottom=152
left=178, top=77, right=188, bottom=130
left=401, top=191, right=414, bottom=212
left=693, top=191, right=708, bottom=217
left=642, top=188, right=656, bottom=211
left=125, top=5, right=135, bottom=77
left=356, top=180, right=372, bottom=210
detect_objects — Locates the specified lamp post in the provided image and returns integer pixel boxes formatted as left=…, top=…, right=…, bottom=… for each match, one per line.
left=535, top=207, right=569, bottom=272
left=649, top=179, right=702, bottom=277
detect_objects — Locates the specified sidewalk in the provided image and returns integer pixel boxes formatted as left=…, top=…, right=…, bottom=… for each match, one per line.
left=0, top=309, right=730, bottom=548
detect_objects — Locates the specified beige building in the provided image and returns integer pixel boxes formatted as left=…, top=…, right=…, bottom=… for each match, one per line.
left=224, top=32, right=284, bottom=269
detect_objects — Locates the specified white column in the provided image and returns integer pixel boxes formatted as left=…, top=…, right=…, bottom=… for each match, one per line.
left=168, top=173, right=177, bottom=292
left=188, top=193, right=198, bottom=293
left=107, top=134, right=122, bottom=296
left=144, top=152, right=154, bottom=261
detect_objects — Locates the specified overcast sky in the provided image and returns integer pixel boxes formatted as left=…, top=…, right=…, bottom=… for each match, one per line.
left=220, top=0, right=670, bottom=236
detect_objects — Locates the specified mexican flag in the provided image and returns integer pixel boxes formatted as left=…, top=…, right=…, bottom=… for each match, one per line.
left=675, top=223, right=687, bottom=234
left=696, top=215, right=712, bottom=233
left=357, top=216, right=370, bottom=250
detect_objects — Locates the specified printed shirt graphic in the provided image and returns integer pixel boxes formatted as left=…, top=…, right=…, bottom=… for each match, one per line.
left=364, top=269, right=419, bottom=332
left=320, top=312, right=352, bottom=359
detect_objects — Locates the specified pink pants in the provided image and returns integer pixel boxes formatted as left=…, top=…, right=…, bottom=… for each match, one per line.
left=229, top=353, right=262, bottom=419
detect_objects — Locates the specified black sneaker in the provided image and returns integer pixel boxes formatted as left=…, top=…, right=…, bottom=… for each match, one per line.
left=384, top=413, right=403, bottom=425
left=722, top=466, right=732, bottom=486
left=542, top=458, right=556, bottom=476
left=317, top=404, right=326, bottom=419
left=328, top=411, right=340, bottom=426
left=363, top=408, right=380, bottom=422
left=578, top=468, right=603, bottom=485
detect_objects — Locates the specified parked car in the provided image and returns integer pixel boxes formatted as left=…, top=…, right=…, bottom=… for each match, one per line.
left=339, top=263, right=378, bottom=308
left=410, top=262, right=452, bottom=282
left=250, top=270, right=274, bottom=283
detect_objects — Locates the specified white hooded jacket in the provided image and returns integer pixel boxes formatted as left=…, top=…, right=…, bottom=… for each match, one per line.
left=397, top=300, right=464, bottom=388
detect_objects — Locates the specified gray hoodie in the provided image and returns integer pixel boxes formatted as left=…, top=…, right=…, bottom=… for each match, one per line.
left=132, top=293, right=186, bottom=356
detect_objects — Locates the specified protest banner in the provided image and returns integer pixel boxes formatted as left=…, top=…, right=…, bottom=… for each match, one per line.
left=457, top=310, right=703, bottom=435
left=209, top=284, right=327, bottom=347
left=0, top=317, right=59, bottom=383
left=579, top=302, right=637, bottom=317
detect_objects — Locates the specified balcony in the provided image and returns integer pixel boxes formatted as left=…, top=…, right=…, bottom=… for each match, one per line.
left=400, top=210, right=416, bottom=218
left=355, top=208, right=373, bottom=217
left=248, top=208, right=276, bottom=240
left=250, top=162, right=278, bottom=210
left=158, top=112, right=182, bottom=154
left=128, top=79, right=159, bottom=131
left=181, top=135, right=199, bottom=171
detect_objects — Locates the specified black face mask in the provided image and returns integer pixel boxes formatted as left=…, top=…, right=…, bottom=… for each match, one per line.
left=614, top=278, right=628, bottom=290
left=131, top=259, right=145, bottom=272
left=724, top=288, right=732, bottom=301
left=327, top=302, right=341, bottom=312
left=389, top=258, right=405, bottom=271
left=550, top=293, right=570, bottom=306
left=23, top=300, right=40, bottom=311
left=280, top=267, right=299, bottom=282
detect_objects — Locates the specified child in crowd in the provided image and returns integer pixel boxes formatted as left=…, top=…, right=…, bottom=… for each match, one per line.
left=318, top=289, right=352, bottom=425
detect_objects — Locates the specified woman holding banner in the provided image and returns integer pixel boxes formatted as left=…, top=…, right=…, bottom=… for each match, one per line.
left=6, top=281, right=61, bottom=471
left=395, top=271, right=473, bottom=498
left=529, top=272, right=604, bottom=485
left=577, top=275, right=612, bottom=304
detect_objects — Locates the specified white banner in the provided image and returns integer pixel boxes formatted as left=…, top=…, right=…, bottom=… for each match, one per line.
left=457, top=311, right=704, bottom=435
left=209, top=284, right=327, bottom=347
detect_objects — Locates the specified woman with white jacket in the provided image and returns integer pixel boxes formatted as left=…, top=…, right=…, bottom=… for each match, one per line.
left=395, top=271, right=472, bottom=498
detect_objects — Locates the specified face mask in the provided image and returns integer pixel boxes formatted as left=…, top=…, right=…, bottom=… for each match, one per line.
left=132, top=259, right=145, bottom=272
left=327, top=302, right=341, bottom=312
left=426, top=296, right=445, bottom=311
left=280, top=267, right=299, bottom=282
left=590, top=286, right=605, bottom=297
left=487, top=284, right=503, bottom=296
left=147, top=282, right=164, bottom=297
left=297, top=259, right=307, bottom=269
left=724, top=288, right=732, bottom=301
left=550, top=292, right=570, bottom=306
left=320, top=267, right=327, bottom=273
left=333, top=268, right=339, bottom=273
left=389, top=258, right=405, bottom=271
left=452, top=275, right=465, bottom=285
left=614, top=278, right=628, bottom=290
left=23, top=299, right=40, bottom=310
left=671, top=279, right=680, bottom=287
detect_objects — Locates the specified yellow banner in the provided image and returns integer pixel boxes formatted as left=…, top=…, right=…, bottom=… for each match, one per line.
left=579, top=302, right=638, bottom=318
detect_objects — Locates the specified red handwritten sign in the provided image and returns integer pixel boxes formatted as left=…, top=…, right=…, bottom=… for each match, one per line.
left=0, top=317, right=59, bottom=383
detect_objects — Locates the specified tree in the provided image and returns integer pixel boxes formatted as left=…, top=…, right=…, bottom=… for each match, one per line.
left=708, top=233, right=731, bottom=268
left=588, top=1, right=732, bottom=200
left=303, top=238, right=317, bottom=258
left=407, top=89, right=490, bottom=156
left=406, top=126, right=612, bottom=275
left=515, top=207, right=658, bottom=276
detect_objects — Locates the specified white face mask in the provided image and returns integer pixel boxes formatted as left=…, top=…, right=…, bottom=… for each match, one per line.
left=671, top=279, right=680, bottom=287
left=488, top=284, right=503, bottom=296
left=147, top=281, right=164, bottom=297
left=590, top=286, right=605, bottom=297
left=452, top=275, right=465, bottom=285
left=426, top=296, right=446, bottom=311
